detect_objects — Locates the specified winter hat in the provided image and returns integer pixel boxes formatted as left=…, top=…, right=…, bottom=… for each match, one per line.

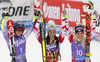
left=14, top=21, right=25, bottom=33
left=47, top=20, right=56, bottom=32
left=75, top=25, right=84, bottom=34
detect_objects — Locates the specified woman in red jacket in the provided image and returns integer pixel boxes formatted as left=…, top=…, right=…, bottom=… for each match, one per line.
left=33, top=10, right=67, bottom=62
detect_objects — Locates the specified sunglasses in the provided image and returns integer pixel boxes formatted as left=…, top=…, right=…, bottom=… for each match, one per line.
left=15, top=27, right=24, bottom=32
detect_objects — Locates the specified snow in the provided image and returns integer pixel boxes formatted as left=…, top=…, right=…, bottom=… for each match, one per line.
left=0, top=31, right=100, bottom=62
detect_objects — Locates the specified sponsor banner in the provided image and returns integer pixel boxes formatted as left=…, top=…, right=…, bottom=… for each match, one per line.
left=22, top=20, right=32, bottom=28
left=0, top=20, right=32, bottom=30
left=0, top=0, right=34, bottom=31
left=0, top=0, right=34, bottom=21
left=42, top=0, right=83, bottom=27
left=42, top=0, right=83, bottom=36
left=42, top=0, right=100, bottom=41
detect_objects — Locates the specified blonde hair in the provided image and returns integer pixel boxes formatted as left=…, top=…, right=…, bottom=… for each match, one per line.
left=74, top=24, right=85, bottom=48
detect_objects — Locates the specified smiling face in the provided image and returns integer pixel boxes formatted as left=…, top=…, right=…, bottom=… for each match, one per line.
left=15, top=30, right=23, bottom=37
left=76, top=32, right=84, bottom=40
left=48, top=30, right=56, bottom=38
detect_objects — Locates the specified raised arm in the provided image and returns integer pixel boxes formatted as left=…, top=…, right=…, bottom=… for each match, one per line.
left=33, top=19, right=41, bottom=43
left=65, top=17, right=73, bottom=43
left=59, top=15, right=67, bottom=43
left=23, top=19, right=37, bottom=39
left=90, top=19, right=96, bottom=40
left=60, top=10, right=73, bottom=43
left=1, top=18, right=9, bottom=43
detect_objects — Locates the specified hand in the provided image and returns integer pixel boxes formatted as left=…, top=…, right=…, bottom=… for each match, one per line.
left=38, top=14, right=42, bottom=20
left=62, top=10, right=66, bottom=17
left=86, top=58, right=91, bottom=62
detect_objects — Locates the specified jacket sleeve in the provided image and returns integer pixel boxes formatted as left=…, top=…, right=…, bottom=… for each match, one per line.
left=23, top=19, right=37, bottom=39
left=33, top=19, right=41, bottom=44
left=61, top=16, right=73, bottom=43
left=90, top=19, right=96, bottom=41
left=59, top=16, right=66, bottom=43
left=1, top=19, right=11, bottom=51
left=2, top=19, right=9, bottom=43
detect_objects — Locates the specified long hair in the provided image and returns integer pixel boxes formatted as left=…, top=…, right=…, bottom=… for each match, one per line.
left=46, top=35, right=59, bottom=48
left=74, top=24, right=85, bottom=48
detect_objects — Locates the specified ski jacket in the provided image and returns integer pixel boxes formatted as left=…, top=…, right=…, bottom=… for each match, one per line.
left=33, top=17, right=67, bottom=62
left=65, top=14, right=96, bottom=61
left=2, top=20, right=36, bottom=56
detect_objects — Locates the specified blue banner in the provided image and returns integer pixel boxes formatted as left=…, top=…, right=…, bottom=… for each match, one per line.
left=99, top=33, right=100, bottom=42
left=0, top=21, right=100, bottom=41
left=0, top=20, right=32, bottom=30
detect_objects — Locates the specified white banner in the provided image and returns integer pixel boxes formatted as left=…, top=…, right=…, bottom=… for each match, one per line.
left=0, top=0, right=34, bottom=21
